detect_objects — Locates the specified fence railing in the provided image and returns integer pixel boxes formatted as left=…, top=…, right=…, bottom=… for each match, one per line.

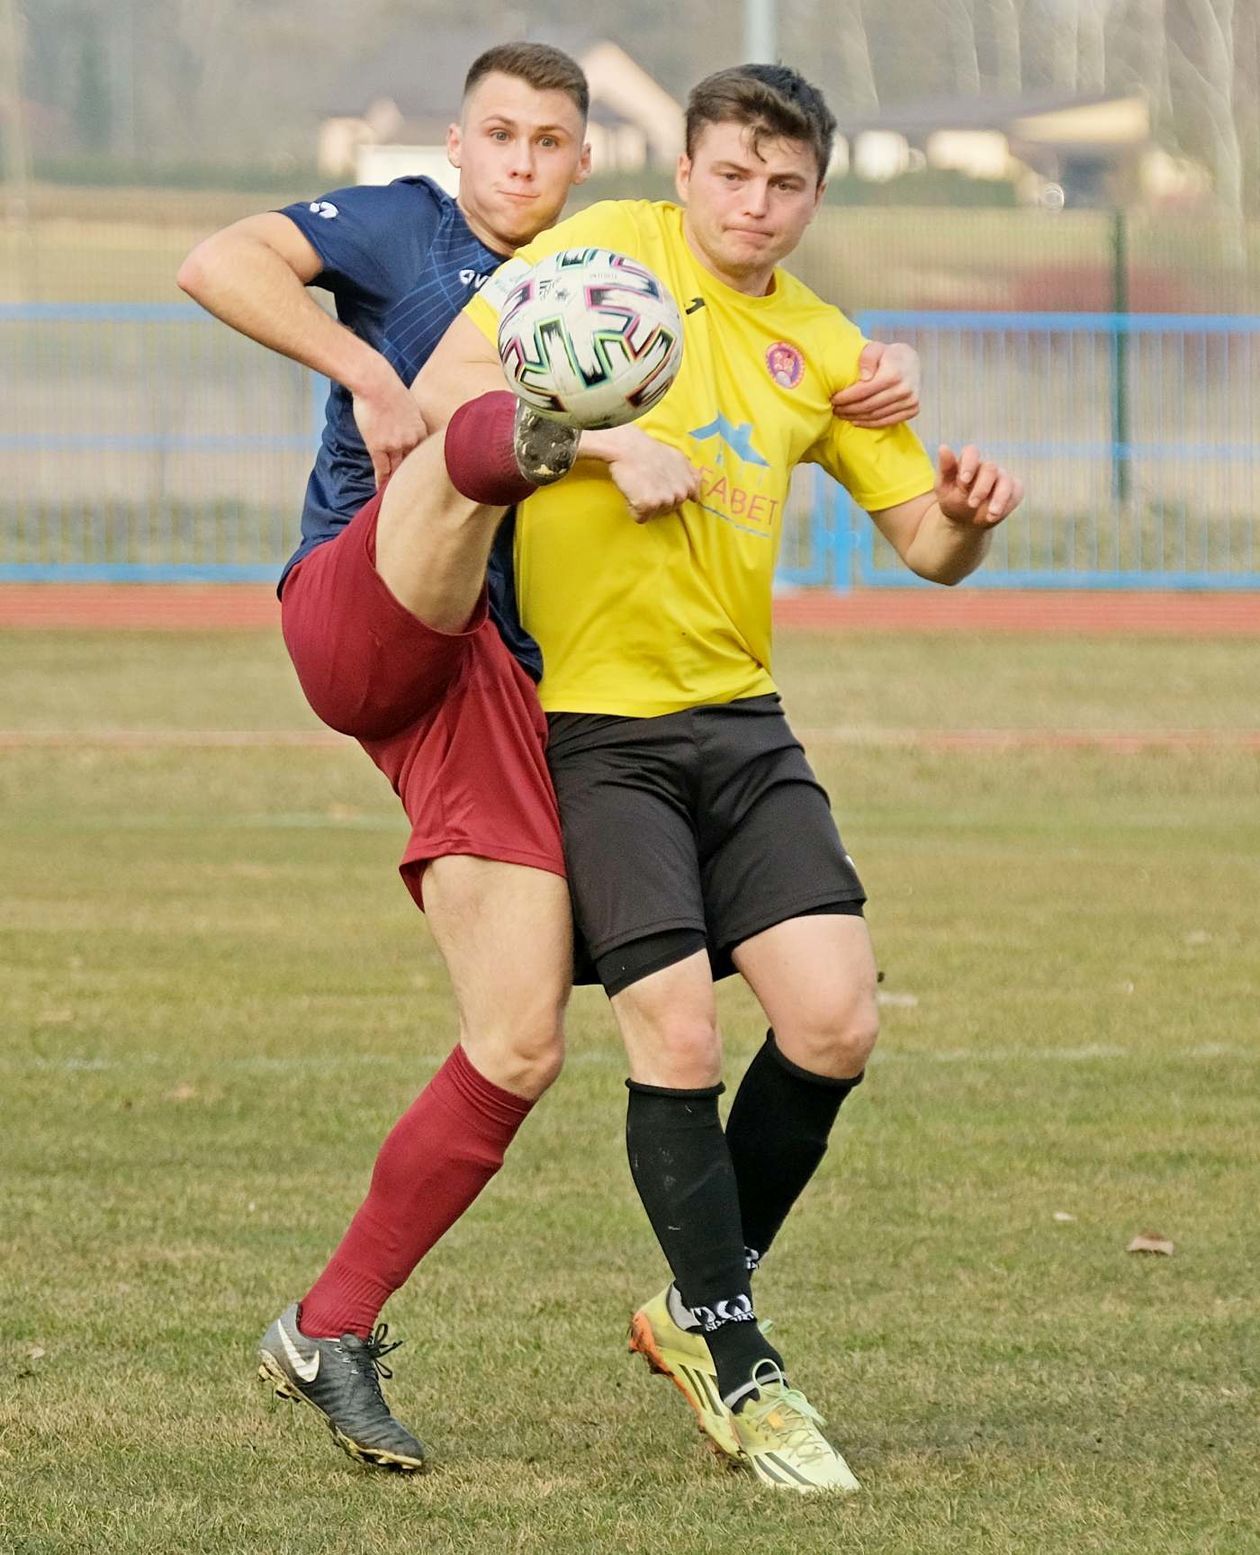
left=780, top=310, right=1260, bottom=591
left=3, top=304, right=1258, bottom=589
left=0, top=302, right=318, bottom=582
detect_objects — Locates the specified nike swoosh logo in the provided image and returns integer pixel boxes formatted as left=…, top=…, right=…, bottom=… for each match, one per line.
left=279, top=1321, right=320, bottom=1383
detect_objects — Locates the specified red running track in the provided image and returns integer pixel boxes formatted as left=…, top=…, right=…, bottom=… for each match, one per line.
left=0, top=584, right=1257, bottom=635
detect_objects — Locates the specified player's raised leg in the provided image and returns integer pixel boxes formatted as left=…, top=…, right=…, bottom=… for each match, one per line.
left=262, top=403, right=575, bottom=1471
left=374, top=390, right=578, bottom=634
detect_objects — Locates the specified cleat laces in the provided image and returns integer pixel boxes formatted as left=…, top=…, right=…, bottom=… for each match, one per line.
left=345, top=1323, right=404, bottom=1401
left=744, top=1361, right=837, bottom=1468
left=747, top=1388, right=834, bottom=1466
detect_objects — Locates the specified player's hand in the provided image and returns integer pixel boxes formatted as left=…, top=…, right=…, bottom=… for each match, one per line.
left=830, top=340, right=921, bottom=428
left=601, top=424, right=702, bottom=523
left=935, top=444, right=1024, bottom=527
left=353, top=373, right=428, bottom=487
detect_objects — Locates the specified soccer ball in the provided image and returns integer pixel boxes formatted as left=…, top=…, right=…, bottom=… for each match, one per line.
left=496, top=248, right=684, bottom=430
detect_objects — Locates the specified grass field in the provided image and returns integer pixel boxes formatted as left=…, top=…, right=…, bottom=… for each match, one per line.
left=1, top=628, right=1258, bottom=1555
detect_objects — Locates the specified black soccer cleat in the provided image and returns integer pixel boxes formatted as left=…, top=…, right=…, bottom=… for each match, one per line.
left=258, top=1303, right=427, bottom=1472
left=512, top=401, right=580, bottom=486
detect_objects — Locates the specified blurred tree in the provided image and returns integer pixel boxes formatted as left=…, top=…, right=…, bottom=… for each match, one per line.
left=990, top=0, right=1025, bottom=94
left=73, top=15, right=110, bottom=150
left=1170, top=0, right=1246, bottom=248
left=946, top=0, right=982, bottom=93
left=836, top=0, right=880, bottom=111
left=17, top=0, right=1258, bottom=220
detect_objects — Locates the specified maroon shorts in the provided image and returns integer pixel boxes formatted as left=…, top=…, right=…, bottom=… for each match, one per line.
left=279, top=490, right=566, bottom=908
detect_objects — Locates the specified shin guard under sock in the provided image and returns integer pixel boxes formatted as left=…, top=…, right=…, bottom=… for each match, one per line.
left=725, top=1030, right=863, bottom=1266
left=625, top=1080, right=782, bottom=1403
left=299, top=1044, right=533, bottom=1338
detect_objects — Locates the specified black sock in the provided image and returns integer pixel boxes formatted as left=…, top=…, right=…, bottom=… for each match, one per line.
left=625, top=1080, right=782, bottom=1403
left=725, top=1031, right=864, bottom=1265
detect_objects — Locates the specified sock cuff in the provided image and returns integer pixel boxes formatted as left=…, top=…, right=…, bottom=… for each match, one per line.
left=764, top=1029, right=865, bottom=1092
left=438, top=1043, right=535, bottom=1136
left=625, top=1078, right=725, bottom=1099
left=443, top=391, right=537, bottom=507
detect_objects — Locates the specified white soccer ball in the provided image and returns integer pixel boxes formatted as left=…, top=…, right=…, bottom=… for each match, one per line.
left=496, top=247, right=684, bottom=430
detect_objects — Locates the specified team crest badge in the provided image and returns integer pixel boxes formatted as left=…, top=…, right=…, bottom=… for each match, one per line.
left=766, top=341, right=805, bottom=389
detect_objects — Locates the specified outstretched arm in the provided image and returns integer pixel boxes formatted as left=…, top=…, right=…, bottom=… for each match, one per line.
left=178, top=213, right=424, bottom=485
left=869, top=443, right=1024, bottom=585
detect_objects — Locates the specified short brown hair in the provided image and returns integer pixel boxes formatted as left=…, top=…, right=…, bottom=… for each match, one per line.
left=463, top=43, right=590, bottom=121
left=686, top=65, right=835, bottom=182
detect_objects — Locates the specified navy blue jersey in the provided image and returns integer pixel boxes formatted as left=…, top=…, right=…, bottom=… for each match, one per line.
left=277, top=176, right=540, bottom=678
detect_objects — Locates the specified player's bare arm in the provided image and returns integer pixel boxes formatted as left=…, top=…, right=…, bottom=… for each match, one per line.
left=869, top=443, right=1025, bottom=586
left=411, top=313, right=505, bottom=429
left=578, top=426, right=702, bottom=522
left=178, top=213, right=425, bottom=485
left=832, top=340, right=921, bottom=429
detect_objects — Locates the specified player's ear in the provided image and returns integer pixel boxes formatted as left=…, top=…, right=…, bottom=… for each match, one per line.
left=675, top=153, right=692, bottom=203
left=446, top=121, right=462, bottom=169
left=573, top=140, right=593, bottom=185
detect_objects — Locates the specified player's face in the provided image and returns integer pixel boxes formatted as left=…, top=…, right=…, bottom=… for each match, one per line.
left=448, top=72, right=592, bottom=252
left=676, top=121, right=825, bottom=294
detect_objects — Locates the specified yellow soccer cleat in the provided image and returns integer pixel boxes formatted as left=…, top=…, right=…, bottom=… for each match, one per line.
left=730, top=1361, right=860, bottom=1493
left=628, top=1286, right=741, bottom=1461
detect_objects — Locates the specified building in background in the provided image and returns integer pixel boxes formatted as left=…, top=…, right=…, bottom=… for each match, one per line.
left=316, top=27, right=682, bottom=190
left=832, top=91, right=1207, bottom=208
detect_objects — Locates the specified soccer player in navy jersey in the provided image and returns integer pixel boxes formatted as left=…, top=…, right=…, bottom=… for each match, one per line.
left=179, top=42, right=923, bottom=1474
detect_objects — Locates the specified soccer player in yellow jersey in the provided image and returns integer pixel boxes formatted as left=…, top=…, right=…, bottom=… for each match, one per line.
left=420, top=64, right=1023, bottom=1492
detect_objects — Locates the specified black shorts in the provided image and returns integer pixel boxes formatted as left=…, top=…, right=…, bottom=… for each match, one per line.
left=547, top=694, right=865, bottom=988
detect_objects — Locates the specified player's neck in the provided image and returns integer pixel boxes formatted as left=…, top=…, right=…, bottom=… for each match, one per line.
left=456, top=197, right=517, bottom=258
left=681, top=218, right=775, bottom=298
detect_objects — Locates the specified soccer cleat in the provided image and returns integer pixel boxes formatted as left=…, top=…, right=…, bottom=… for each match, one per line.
left=628, top=1286, right=741, bottom=1461
left=730, top=1360, right=860, bottom=1493
left=512, top=401, right=580, bottom=486
left=258, top=1303, right=427, bottom=1472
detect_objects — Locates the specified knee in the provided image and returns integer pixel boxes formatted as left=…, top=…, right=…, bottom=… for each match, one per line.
left=778, top=995, right=879, bottom=1080
left=464, top=1016, right=566, bottom=1101
left=633, top=1016, right=722, bottom=1090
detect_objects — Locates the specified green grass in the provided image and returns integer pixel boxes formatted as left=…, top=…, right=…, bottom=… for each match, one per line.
left=1, top=629, right=1258, bottom=1554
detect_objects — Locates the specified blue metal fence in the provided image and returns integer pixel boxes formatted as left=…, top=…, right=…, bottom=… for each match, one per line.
left=0, top=302, right=319, bottom=582
left=779, top=310, right=1260, bottom=591
left=3, top=303, right=1258, bottom=588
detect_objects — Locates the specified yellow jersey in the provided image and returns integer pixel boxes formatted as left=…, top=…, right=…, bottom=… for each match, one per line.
left=465, top=200, right=935, bottom=716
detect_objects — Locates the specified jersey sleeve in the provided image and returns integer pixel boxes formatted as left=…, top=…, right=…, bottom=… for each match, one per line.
left=277, top=179, right=442, bottom=309
left=463, top=200, right=646, bottom=342
left=805, top=317, right=938, bottom=511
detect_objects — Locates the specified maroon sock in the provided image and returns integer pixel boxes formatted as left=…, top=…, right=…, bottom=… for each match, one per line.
left=298, top=1045, right=534, bottom=1338
left=443, top=390, right=537, bottom=507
